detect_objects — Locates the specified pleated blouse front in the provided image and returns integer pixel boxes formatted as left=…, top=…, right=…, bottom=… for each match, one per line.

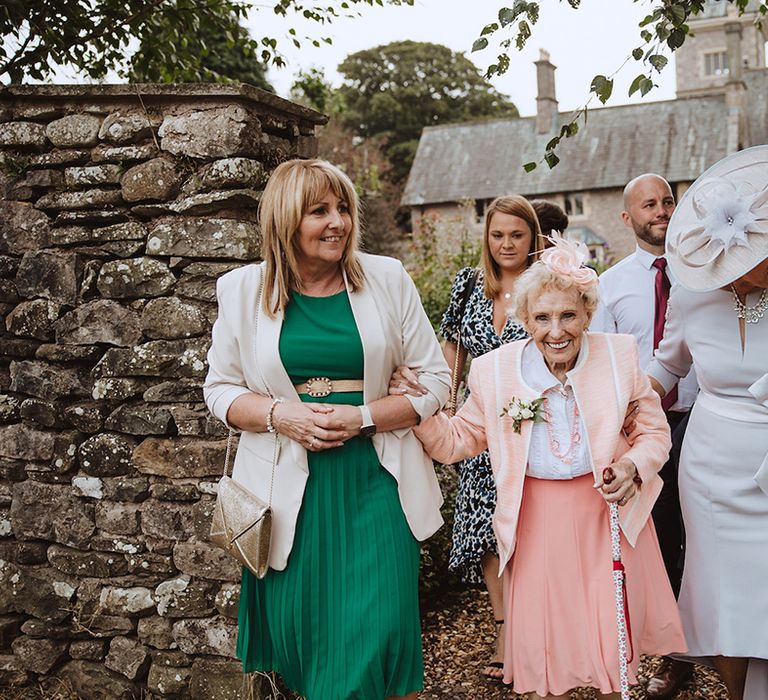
left=237, top=289, right=423, bottom=700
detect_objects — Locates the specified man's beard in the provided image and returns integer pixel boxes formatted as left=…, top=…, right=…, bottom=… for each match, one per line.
left=633, top=219, right=668, bottom=247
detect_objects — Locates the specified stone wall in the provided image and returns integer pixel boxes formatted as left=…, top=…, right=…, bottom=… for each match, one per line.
left=0, top=84, right=325, bottom=698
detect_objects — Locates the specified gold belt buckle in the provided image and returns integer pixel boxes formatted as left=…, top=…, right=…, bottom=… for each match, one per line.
left=305, top=377, right=333, bottom=398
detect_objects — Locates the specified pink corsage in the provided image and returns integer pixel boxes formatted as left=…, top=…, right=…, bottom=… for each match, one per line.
left=540, top=232, right=598, bottom=289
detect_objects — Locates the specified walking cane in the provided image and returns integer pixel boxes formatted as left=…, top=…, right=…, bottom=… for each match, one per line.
left=603, top=468, right=633, bottom=700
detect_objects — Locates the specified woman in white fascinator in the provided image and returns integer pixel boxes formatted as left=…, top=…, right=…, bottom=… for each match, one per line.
left=648, top=145, right=768, bottom=700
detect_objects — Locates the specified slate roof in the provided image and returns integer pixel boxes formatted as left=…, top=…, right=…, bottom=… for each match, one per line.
left=401, top=83, right=766, bottom=206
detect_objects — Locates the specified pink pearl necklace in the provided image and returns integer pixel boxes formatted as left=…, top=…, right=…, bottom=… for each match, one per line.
left=542, top=387, right=582, bottom=465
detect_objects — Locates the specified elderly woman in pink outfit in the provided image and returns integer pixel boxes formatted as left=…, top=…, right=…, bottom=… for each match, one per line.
left=412, top=236, right=687, bottom=699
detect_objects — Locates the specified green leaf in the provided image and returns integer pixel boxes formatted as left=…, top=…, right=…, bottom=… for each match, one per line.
left=544, top=150, right=560, bottom=169
left=628, top=73, right=645, bottom=97
left=472, top=37, right=489, bottom=52
left=590, top=74, right=613, bottom=104
left=632, top=47, right=643, bottom=61
left=640, top=77, right=654, bottom=96
left=523, top=161, right=537, bottom=173
left=667, top=27, right=686, bottom=50
left=649, top=54, right=668, bottom=72
left=481, top=22, right=499, bottom=36
left=499, top=7, right=516, bottom=26
left=669, top=4, right=686, bottom=25
left=546, top=136, right=560, bottom=151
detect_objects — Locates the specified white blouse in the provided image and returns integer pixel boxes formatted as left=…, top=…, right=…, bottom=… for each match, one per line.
left=522, top=341, right=592, bottom=480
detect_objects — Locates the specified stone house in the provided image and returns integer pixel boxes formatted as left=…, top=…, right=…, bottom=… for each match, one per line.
left=402, top=1, right=768, bottom=262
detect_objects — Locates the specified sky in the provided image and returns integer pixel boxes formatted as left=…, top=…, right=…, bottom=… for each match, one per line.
left=247, top=0, right=678, bottom=117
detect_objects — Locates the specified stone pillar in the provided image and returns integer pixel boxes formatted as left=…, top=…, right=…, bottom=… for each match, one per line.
left=535, top=49, right=558, bottom=135
left=0, top=84, right=324, bottom=698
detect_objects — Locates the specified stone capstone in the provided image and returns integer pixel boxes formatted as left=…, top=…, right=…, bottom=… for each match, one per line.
left=55, top=299, right=142, bottom=346
left=141, top=297, right=209, bottom=339
left=64, top=164, right=123, bottom=187
left=77, top=432, right=136, bottom=477
left=120, top=158, right=181, bottom=203
left=45, top=114, right=102, bottom=148
left=99, top=111, right=157, bottom=144
left=146, top=218, right=259, bottom=260
left=10, top=636, right=67, bottom=674
left=172, top=542, right=240, bottom=582
left=172, top=616, right=237, bottom=657
left=5, top=299, right=60, bottom=340
left=93, top=338, right=209, bottom=379
left=154, top=575, right=215, bottom=618
left=104, top=635, right=150, bottom=680
left=0, top=121, right=48, bottom=148
left=58, top=660, right=137, bottom=700
left=15, top=249, right=80, bottom=304
left=158, top=106, right=262, bottom=159
left=10, top=482, right=95, bottom=549
left=96, top=257, right=176, bottom=299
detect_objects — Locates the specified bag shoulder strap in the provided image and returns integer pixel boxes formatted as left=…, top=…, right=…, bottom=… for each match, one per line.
left=448, top=268, right=479, bottom=415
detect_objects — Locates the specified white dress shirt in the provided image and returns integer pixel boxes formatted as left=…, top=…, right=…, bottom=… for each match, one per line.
left=522, top=341, right=592, bottom=480
left=590, top=245, right=698, bottom=412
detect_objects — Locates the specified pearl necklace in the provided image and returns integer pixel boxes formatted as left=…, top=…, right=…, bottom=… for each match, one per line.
left=542, top=389, right=582, bottom=465
left=732, top=286, right=768, bottom=324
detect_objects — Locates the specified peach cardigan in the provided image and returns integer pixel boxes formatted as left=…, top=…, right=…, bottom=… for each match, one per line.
left=414, top=332, right=671, bottom=575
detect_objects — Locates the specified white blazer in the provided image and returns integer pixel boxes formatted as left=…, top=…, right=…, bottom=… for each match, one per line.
left=203, top=253, right=451, bottom=570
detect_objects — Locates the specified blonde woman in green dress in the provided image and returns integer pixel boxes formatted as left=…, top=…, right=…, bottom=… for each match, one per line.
left=203, top=159, right=451, bottom=699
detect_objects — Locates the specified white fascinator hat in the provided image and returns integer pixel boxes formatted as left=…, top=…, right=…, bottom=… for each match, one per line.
left=666, top=144, right=768, bottom=292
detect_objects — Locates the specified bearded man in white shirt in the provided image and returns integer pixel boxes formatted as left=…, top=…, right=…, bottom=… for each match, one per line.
left=591, top=173, right=698, bottom=699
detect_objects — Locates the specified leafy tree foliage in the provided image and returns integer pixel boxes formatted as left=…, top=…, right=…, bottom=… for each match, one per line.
left=0, top=0, right=414, bottom=84
left=470, top=0, right=768, bottom=170
left=337, top=40, right=518, bottom=181
left=131, top=13, right=272, bottom=89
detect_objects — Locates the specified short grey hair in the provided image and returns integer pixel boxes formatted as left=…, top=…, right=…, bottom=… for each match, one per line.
left=512, top=261, right=600, bottom=330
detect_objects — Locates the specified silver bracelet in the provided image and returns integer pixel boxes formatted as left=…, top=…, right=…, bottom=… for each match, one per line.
left=266, top=398, right=283, bottom=434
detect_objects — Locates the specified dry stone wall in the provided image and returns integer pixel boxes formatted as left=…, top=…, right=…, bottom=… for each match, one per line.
left=0, top=84, right=325, bottom=698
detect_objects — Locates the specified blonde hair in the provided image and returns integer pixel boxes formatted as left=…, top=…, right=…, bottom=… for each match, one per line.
left=512, top=261, right=600, bottom=329
left=259, top=159, right=365, bottom=316
left=481, top=195, right=544, bottom=298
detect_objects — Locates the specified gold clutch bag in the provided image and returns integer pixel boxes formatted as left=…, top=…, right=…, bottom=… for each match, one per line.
left=210, top=462, right=272, bottom=579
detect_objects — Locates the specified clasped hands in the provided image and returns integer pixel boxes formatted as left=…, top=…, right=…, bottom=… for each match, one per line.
left=271, top=401, right=363, bottom=452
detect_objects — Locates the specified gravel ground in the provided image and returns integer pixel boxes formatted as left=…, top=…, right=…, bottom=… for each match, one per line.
left=421, top=588, right=729, bottom=699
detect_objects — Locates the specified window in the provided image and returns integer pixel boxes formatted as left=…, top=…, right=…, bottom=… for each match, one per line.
left=564, top=193, right=584, bottom=217
left=474, top=198, right=490, bottom=223
left=704, top=51, right=729, bottom=76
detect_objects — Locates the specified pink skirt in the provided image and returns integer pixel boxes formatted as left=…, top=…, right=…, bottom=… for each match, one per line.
left=503, top=474, right=687, bottom=696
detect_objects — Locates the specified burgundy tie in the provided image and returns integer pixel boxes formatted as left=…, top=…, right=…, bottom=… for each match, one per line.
left=652, top=257, right=678, bottom=411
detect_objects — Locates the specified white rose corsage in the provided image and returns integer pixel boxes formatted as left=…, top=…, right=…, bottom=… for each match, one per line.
left=500, top=396, right=548, bottom=434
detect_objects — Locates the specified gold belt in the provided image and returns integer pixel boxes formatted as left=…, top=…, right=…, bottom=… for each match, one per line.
left=294, top=377, right=364, bottom=398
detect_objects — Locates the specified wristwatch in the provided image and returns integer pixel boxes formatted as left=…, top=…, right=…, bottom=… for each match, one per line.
left=359, top=405, right=377, bottom=438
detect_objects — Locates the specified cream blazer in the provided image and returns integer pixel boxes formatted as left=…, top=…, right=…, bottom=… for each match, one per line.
left=203, top=254, right=451, bottom=570
left=414, top=332, right=671, bottom=575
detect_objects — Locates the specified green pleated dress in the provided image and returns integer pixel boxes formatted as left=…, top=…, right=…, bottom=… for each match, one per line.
left=237, top=289, right=423, bottom=700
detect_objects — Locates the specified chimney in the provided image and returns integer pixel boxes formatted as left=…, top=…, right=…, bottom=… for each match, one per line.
left=724, top=21, right=749, bottom=151
left=535, top=49, right=558, bottom=135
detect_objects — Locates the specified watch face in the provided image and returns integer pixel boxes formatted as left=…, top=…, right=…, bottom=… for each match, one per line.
left=360, top=424, right=377, bottom=438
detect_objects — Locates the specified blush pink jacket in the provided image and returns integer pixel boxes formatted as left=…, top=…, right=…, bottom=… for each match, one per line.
left=414, top=332, right=671, bottom=575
